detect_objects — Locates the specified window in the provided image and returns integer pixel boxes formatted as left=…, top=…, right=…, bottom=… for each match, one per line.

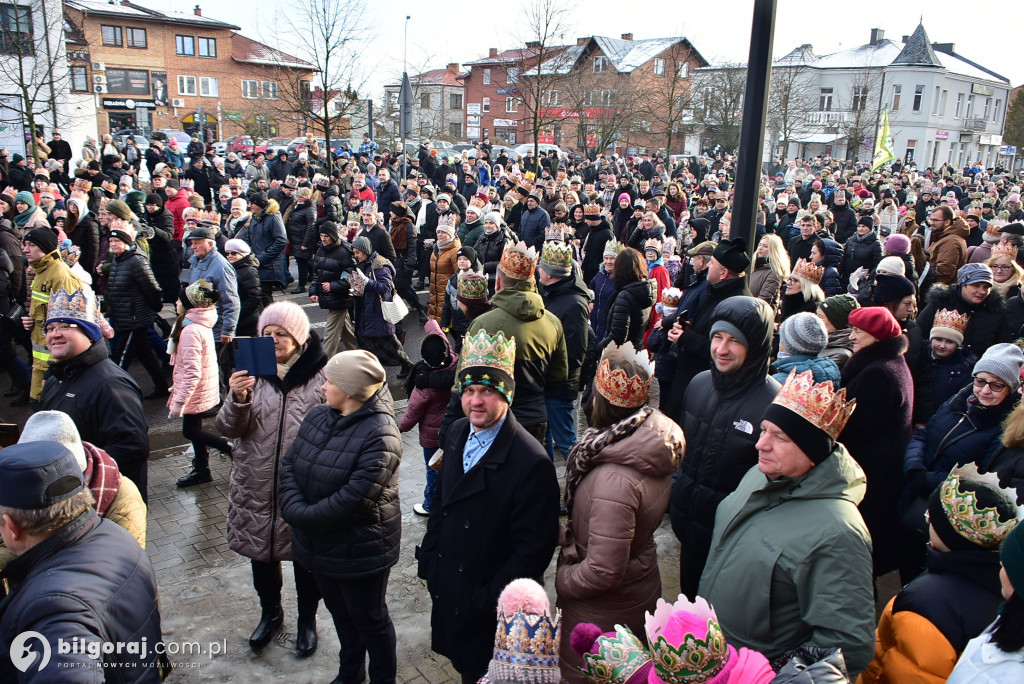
left=542, top=90, right=560, bottom=107
left=912, top=84, right=924, bottom=112
left=852, top=85, right=868, bottom=111
left=126, top=27, right=146, bottom=48
left=482, top=97, right=490, bottom=113
left=70, top=65, right=88, bottom=92
left=261, top=81, right=278, bottom=99
left=994, top=99, right=1002, bottom=122
left=176, top=35, right=195, bottom=56
left=654, top=58, right=665, bottom=76
left=932, top=86, right=940, bottom=114
left=0, top=4, right=32, bottom=54
left=940, top=90, right=948, bottom=116
left=199, top=76, right=218, bottom=97
left=449, top=122, right=462, bottom=137
left=678, top=62, right=689, bottom=79
left=198, top=37, right=216, bottom=58
left=506, top=68, right=518, bottom=84
left=891, top=84, right=901, bottom=110
left=419, top=92, right=430, bottom=109
left=505, top=96, right=517, bottom=113
left=955, top=93, right=964, bottom=118
left=101, top=25, right=122, bottom=47
left=819, top=87, right=833, bottom=111
left=241, top=79, right=259, bottom=99
left=594, top=56, right=609, bottom=73
left=966, top=94, right=974, bottom=118
left=177, top=75, right=197, bottom=96
left=482, top=68, right=491, bottom=85
left=449, top=93, right=462, bottom=109
left=984, top=97, right=991, bottom=119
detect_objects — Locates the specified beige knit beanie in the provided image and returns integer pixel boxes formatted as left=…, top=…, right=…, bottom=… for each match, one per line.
left=325, top=350, right=385, bottom=402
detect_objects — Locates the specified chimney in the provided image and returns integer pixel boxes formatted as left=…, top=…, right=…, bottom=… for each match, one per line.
left=446, top=62, right=459, bottom=74
left=526, top=40, right=540, bottom=48
left=621, top=33, right=633, bottom=41
left=932, top=42, right=955, bottom=54
left=902, top=35, right=910, bottom=43
left=577, top=37, right=588, bottom=46
left=488, top=48, right=498, bottom=58
left=193, top=4, right=201, bottom=15
left=869, top=28, right=884, bottom=44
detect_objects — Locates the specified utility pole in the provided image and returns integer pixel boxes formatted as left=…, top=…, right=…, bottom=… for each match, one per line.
left=399, top=15, right=411, bottom=179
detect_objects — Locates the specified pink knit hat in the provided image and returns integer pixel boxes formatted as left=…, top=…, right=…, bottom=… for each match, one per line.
left=258, top=301, right=310, bottom=345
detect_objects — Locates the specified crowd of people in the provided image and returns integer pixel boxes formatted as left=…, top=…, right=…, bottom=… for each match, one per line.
left=4, top=130, right=1024, bottom=682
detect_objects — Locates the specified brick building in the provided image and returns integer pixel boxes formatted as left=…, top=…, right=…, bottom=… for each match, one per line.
left=383, top=63, right=466, bottom=142
left=461, top=46, right=550, bottom=146
left=65, top=0, right=313, bottom=140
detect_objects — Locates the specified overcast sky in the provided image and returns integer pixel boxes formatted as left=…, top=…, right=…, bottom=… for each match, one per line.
left=139, top=0, right=1024, bottom=97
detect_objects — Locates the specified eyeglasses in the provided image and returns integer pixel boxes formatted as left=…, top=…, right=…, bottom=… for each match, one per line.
left=786, top=277, right=800, bottom=285
left=974, top=376, right=1009, bottom=393
left=991, top=264, right=1014, bottom=271
left=44, top=322, right=79, bottom=335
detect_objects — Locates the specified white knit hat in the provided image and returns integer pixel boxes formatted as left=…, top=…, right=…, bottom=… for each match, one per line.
left=19, top=410, right=87, bottom=472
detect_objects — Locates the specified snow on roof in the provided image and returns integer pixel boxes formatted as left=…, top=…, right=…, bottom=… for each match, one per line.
left=231, top=33, right=313, bottom=70
left=526, top=44, right=584, bottom=76
left=526, top=36, right=690, bottom=76
left=68, top=0, right=240, bottom=30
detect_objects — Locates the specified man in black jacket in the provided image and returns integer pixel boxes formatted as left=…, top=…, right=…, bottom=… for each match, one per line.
left=669, top=296, right=780, bottom=597
left=309, top=222, right=357, bottom=356
left=0, top=441, right=168, bottom=681
left=40, top=288, right=151, bottom=502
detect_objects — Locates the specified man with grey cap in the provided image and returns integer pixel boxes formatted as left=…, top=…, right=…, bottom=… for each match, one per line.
left=0, top=441, right=168, bottom=681
left=188, top=223, right=239, bottom=344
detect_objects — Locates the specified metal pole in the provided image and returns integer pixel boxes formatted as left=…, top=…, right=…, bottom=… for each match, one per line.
left=402, top=15, right=410, bottom=180
left=733, top=0, right=778, bottom=268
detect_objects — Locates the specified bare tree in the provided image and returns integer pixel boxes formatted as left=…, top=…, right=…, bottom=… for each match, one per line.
left=834, top=66, right=884, bottom=163
left=767, top=64, right=818, bottom=159
left=1, top=0, right=71, bottom=158
left=643, top=45, right=700, bottom=155
left=691, top=64, right=747, bottom=154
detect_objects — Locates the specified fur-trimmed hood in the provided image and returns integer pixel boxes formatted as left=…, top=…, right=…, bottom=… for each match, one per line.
left=842, top=333, right=909, bottom=384
left=925, top=282, right=1005, bottom=313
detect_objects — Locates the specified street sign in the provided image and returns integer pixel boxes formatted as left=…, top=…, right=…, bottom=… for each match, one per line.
left=1001, top=145, right=1017, bottom=156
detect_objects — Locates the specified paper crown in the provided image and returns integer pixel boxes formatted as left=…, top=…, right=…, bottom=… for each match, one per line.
left=498, top=240, right=539, bottom=281
left=644, top=595, right=730, bottom=684
left=178, top=178, right=194, bottom=190
left=182, top=207, right=200, bottom=224
left=198, top=209, right=220, bottom=226
left=46, top=286, right=99, bottom=334
left=604, top=239, right=625, bottom=257
left=469, top=194, right=488, bottom=210
left=792, top=258, right=824, bottom=285
left=69, top=188, right=88, bottom=202
left=460, top=329, right=515, bottom=377
left=437, top=213, right=457, bottom=233
left=311, top=173, right=328, bottom=187
left=578, top=624, right=652, bottom=684
left=545, top=223, right=567, bottom=242
left=940, top=463, right=1020, bottom=548
left=185, top=278, right=217, bottom=308
left=540, top=242, right=574, bottom=271
left=456, top=271, right=488, bottom=300
left=490, top=581, right=561, bottom=678
left=992, top=242, right=1019, bottom=260
left=228, top=176, right=242, bottom=187
left=101, top=180, right=117, bottom=193
left=283, top=175, right=299, bottom=189
left=59, top=240, right=80, bottom=267
left=595, top=341, right=655, bottom=408
left=645, top=237, right=663, bottom=253
left=772, top=369, right=856, bottom=440
left=109, top=217, right=132, bottom=233
left=988, top=217, right=1008, bottom=233
left=932, top=308, right=970, bottom=336
left=360, top=200, right=377, bottom=213
left=583, top=203, right=602, bottom=215
left=661, top=287, right=682, bottom=308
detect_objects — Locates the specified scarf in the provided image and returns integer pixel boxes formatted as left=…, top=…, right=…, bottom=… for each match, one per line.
left=436, top=234, right=455, bottom=250
left=564, top=406, right=653, bottom=515
left=994, top=275, right=1019, bottom=299
left=646, top=256, right=664, bottom=273
left=82, top=441, right=122, bottom=517
left=13, top=194, right=37, bottom=227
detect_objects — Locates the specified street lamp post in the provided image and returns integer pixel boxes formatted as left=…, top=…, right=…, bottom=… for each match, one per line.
left=400, top=15, right=411, bottom=180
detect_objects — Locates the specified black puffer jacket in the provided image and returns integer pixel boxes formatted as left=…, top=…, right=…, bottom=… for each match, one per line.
left=286, top=199, right=317, bottom=252
left=670, top=296, right=781, bottom=598
left=143, top=207, right=179, bottom=303
left=916, top=284, right=1010, bottom=359
left=473, top=226, right=513, bottom=292
left=68, top=213, right=100, bottom=275
left=279, top=385, right=402, bottom=579
left=580, top=217, right=614, bottom=285
left=842, top=230, right=882, bottom=280
left=831, top=200, right=858, bottom=244
left=231, top=253, right=263, bottom=336
left=105, top=248, right=162, bottom=330
left=542, top=264, right=591, bottom=399
left=310, top=239, right=355, bottom=310
left=602, top=278, right=655, bottom=349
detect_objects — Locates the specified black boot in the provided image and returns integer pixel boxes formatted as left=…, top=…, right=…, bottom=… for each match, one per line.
left=176, top=458, right=212, bottom=487
left=248, top=606, right=283, bottom=650
left=3, top=384, right=20, bottom=397
left=418, top=310, right=429, bottom=324
left=295, top=615, right=317, bottom=657
left=9, top=386, right=29, bottom=407
left=398, top=363, right=413, bottom=379
left=143, top=385, right=170, bottom=400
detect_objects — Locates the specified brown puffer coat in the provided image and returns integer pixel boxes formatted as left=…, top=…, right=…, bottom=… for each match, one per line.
left=928, top=217, right=969, bottom=286
left=216, top=333, right=327, bottom=563
left=428, top=237, right=461, bottom=321
left=555, top=408, right=685, bottom=684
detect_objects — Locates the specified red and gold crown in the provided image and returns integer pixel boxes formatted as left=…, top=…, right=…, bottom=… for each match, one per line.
left=772, top=370, right=856, bottom=440
left=540, top=242, right=574, bottom=272
left=661, top=287, right=682, bottom=308
left=595, top=341, right=655, bottom=408
left=73, top=178, right=92, bottom=193
left=498, top=240, right=538, bottom=281
left=583, top=203, right=602, bottom=216
left=469, top=194, right=488, bottom=210
left=992, top=242, right=1019, bottom=260
left=228, top=176, right=243, bottom=188
left=198, top=209, right=220, bottom=226
left=456, top=272, right=488, bottom=301
left=69, top=188, right=88, bottom=202
left=932, top=308, right=970, bottom=336
left=792, top=258, right=824, bottom=285
left=101, top=179, right=117, bottom=193
left=182, top=207, right=200, bottom=224
left=645, top=237, right=663, bottom=253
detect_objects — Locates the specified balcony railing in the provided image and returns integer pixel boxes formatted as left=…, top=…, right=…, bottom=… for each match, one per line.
left=806, top=111, right=853, bottom=125
left=961, top=117, right=988, bottom=132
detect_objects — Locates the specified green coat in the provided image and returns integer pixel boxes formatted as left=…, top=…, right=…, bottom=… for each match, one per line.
left=467, top=281, right=567, bottom=427
left=698, top=444, right=876, bottom=676
left=458, top=218, right=485, bottom=248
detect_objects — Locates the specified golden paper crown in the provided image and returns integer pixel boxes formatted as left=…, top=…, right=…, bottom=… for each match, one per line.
left=101, top=179, right=117, bottom=193
left=545, top=223, right=567, bottom=242
left=69, top=189, right=88, bottom=202
left=540, top=242, right=573, bottom=271
left=583, top=203, right=602, bottom=215
left=491, top=607, right=561, bottom=674
left=645, top=237, right=663, bottom=253
left=360, top=200, right=377, bottom=214
left=228, top=177, right=242, bottom=187
left=437, top=213, right=457, bottom=233
left=182, top=207, right=200, bottom=223
left=992, top=242, right=1019, bottom=260
left=469, top=194, right=488, bottom=210
left=603, top=239, right=625, bottom=256
left=580, top=624, right=652, bottom=684
left=456, top=272, right=488, bottom=300
left=73, top=178, right=92, bottom=193
left=459, top=329, right=516, bottom=378
left=661, top=287, right=682, bottom=308
left=198, top=209, right=220, bottom=226
left=932, top=308, right=969, bottom=335
left=109, top=217, right=132, bottom=233
left=179, top=178, right=194, bottom=190
left=595, top=341, right=654, bottom=408
left=498, top=240, right=538, bottom=281
left=283, top=175, right=299, bottom=188
left=645, top=595, right=729, bottom=684
left=46, top=286, right=99, bottom=331
left=940, top=463, right=1020, bottom=548
left=792, top=258, right=824, bottom=285
left=772, top=370, right=856, bottom=440
left=986, top=221, right=1004, bottom=237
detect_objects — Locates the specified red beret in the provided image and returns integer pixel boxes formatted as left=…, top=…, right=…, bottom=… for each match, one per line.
left=848, top=306, right=902, bottom=341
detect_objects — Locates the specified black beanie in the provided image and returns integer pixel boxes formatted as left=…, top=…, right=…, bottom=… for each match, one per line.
left=712, top=237, right=750, bottom=273
left=858, top=215, right=875, bottom=229
left=871, top=273, right=916, bottom=306
left=145, top=193, right=163, bottom=208
left=762, top=403, right=834, bottom=465
left=250, top=192, right=269, bottom=209
left=318, top=221, right=339, bottom=241
left=25, top=227, right=58, bottom=254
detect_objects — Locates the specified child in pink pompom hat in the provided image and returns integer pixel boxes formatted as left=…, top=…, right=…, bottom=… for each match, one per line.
left=644, top=595, right=775, bottom=684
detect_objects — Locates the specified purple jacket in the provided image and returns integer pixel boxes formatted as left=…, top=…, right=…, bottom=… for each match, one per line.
left=355, top=253, right=397, bottom=337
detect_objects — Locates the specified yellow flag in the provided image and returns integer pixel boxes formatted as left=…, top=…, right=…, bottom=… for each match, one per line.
left=871, top=106, right=895, bottom=171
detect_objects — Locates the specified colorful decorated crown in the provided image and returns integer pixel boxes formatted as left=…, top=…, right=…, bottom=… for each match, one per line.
left=940, top=463, right=1020, bottom=548
left=579, top=624, right=652, bottom=684
left=540, top=242, right=574, bottom=271
left=185, top=278, right=217, bottom=308
left=595, top=341, right=655, bottom=408
left=360, top=200, right=377, bottom=214
left=992, top=242, right=1019, bottom=260
left=228, top=176, right=242, bottom=187
left=545, top=223, right=567, bottom=242
left=182, top=207, right=200, bottom=224
left=101, top=179, right=117, bottom=193
left=437, top=213, right=457, bottom=233
left=456, top=272, right=488, bottom=301
left=932, top=308, right=970, bottom=335
left=792, top=258, right=824, bottom=285
left=645, top=237, right=663, bottom=253
left=46, top=286, right=97, bottom=327
left=491, top=585, right=561, bottom=677
left=283, top=175, right=299, bottom=189
left=59, top=240, right=80, bottom=267
left=469, top=194, right=488, bottom=210
left=73, top=178, right=93, bottom=192
left=583, top=203, right=602, bottom=215
left=198, top=209, right=220, bottom=226
left=772, top=369, right=856, bottom=440
left=604, top=239, right=625, bottom=257
left=460, top=329, right=515, bottom=376
left=499, top=240, right=539, bottom=281
left=644, top=595, right=730, bottom=684
left=661, top=288, right=682, bottom=308
left=179, top=178, right=195, bottom=190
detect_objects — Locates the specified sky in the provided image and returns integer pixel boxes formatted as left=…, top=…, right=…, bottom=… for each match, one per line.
left=138, top=0, right=1024, bottom=97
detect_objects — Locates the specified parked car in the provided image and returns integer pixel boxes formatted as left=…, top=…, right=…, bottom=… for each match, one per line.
left=150, top=129, right=192, bottom=147
left=211, top=141, right=227, bottom=156
left=226, top=135, right=254, bottom=158
left=490, top=145, right=519, bottom=161
left=286, top=136, right=326, bottom=161
left=452, top=143, right=476, bottom=155
left=255, top=137, right=292, bottom=158
left=513, top=143, right=564, bottom=159
left=113, top=134, right=149, bottom=150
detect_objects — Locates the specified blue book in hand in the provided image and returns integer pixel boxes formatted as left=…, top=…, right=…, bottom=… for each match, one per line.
left=233, top=336, right=277, bottom=376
